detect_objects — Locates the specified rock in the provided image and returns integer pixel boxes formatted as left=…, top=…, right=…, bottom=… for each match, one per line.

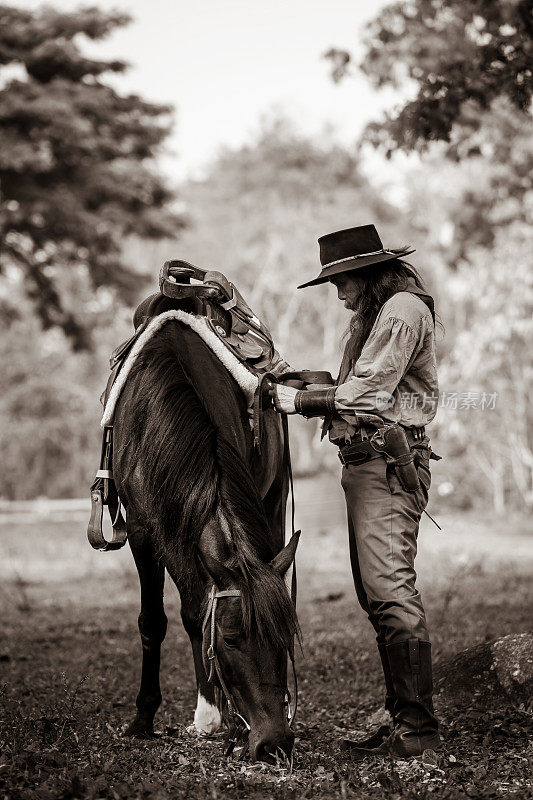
left=435, top=633, right=533, bottom=710
left=491, top=634, right=533, bottom=696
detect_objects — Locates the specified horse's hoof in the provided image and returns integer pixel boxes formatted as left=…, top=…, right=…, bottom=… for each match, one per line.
left=185, top=723, right=210, bottom=738
left=186, top=723, right=224, bottom=739
left=124, top=719, right=159, bottom=739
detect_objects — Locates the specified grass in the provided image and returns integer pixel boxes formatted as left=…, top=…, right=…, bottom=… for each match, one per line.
left=1, top=475, right=532, bottom=799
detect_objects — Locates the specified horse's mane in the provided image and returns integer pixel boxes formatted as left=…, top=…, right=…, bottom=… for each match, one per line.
left=116, top=321, right=299, bottom=650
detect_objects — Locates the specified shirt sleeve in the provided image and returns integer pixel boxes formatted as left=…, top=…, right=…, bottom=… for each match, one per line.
left=268, top=349, right=293, bottom=376
left=334, top=317, right=419, bottom=414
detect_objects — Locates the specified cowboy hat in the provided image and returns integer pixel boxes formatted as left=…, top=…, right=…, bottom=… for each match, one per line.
left=297, top=224, right=415, bottom=289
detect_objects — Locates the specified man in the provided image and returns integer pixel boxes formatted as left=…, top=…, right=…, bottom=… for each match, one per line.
left=271, top=224, right=440, bottom=758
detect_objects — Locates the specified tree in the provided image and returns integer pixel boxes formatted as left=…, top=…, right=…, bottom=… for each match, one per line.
left=0, top=5, right=181, bottom=347
left=326, top=0, right=533, bottom=154
left=326, top=1, right=533, bottom=261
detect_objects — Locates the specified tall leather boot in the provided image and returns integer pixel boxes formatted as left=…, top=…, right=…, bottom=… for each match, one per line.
left=340, top=642, right=396, bottom=751
left=343, top=639, right=439, bottom=759
left=385, top=638, right=439, bottom=756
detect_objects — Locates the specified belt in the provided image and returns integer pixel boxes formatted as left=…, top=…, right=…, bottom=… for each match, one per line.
left=338, top=440, right=376, bottom=466
left=337, top=425, right=425, bottom=444
left=338, top=426, right=426, bottom=467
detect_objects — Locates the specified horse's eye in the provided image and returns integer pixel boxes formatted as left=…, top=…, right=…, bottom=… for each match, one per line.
left=223, top=635, right=240, bottom=649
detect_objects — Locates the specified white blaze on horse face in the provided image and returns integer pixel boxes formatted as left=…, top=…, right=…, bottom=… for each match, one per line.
left=193, top=692, right=222, bottom=735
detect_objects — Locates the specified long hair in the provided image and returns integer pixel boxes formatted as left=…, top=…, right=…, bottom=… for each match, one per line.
left=342, top=257, right=430, bottom=368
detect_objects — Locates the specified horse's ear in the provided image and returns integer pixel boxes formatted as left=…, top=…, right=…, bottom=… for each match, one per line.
left=199, top=551, right=237, bottom=588
left=270, top=531, right=301, bottom=576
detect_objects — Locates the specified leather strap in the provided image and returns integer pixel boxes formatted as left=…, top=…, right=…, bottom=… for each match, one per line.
left=283, top=410, right=299, bottom=727
left=409, top=639, right=421, bottom=675
left=201, top=585, right=251, bottom=745
left=252, top=372, right=278, bottom=452
left=278, top=370, right=334, bottom=389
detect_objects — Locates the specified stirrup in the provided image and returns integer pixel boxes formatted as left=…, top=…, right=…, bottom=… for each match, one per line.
left=87, top=425, right=127, bottom=551
left=87, top=486, right=127, bottom=551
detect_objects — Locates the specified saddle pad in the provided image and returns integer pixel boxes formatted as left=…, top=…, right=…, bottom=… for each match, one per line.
left=101, top=310, right=259, bottom=428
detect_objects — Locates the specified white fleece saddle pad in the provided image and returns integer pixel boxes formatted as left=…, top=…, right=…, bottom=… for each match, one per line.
left=101, top=310, right=259, bottom=428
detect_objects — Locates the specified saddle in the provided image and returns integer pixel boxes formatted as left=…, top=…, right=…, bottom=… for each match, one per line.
left=89, top=261, right=287, bottom=551
left=99, top=261, right=278, bottom=410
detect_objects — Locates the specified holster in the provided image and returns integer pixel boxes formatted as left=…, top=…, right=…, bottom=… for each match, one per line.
left=371, top=424, right=420, bottom=493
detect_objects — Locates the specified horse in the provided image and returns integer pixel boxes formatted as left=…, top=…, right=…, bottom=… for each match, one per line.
left=112, top=316, right=300, bottom=762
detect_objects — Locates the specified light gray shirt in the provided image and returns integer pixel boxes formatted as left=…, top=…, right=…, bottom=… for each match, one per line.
left=330, top=291, right=438, bottom=440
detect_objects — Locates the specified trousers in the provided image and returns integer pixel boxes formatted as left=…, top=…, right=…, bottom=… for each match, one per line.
left=341, top=444, right=432, bottom=644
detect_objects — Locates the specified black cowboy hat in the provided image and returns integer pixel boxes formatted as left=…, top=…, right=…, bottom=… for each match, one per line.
left=297, top=224, right=415, bottom=289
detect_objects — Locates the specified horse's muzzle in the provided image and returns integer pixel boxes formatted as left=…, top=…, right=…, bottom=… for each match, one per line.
left=250, top=726, right=294, bottom=763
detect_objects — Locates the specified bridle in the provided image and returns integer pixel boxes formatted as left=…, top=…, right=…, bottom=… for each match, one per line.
left=201, top=583, right=298, bottom=756
left=201, top=585, right=250, bottom=741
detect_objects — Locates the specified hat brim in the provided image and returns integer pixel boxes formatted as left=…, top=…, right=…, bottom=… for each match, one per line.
left=297, top=249, right=415, bottom=289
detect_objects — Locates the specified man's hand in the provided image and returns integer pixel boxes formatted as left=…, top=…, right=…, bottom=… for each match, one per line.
left=270, top=384, right=298, bottom=414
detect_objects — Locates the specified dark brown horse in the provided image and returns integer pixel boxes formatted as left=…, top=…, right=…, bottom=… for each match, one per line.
left=112, top=318, right=299, bottom=761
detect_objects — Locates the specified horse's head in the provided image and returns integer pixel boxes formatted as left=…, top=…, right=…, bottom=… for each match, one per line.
left=200, top=531, right=300, bottom=763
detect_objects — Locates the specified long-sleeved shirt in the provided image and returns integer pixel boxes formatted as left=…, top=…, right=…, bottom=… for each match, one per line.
left=329, top=290, right=439, bottom=442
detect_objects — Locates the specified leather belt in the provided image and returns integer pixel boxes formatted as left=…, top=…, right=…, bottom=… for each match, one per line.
left=338, top=426, right=426, bottom=467
left=339, top=425, right=425, bottom=444
left=338, top=440, right=376, bottom=466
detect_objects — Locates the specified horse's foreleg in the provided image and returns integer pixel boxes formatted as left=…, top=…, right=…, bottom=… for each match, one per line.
left=181, top=612, right=222, bottom=736
left=125, top=526, right=167, bottom=738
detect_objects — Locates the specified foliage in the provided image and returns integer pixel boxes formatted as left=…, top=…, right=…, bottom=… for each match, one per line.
left=0, top=4, right=181, bottom=347
left=326, top=0, right=533, bottom=154
left=0, top=276, right=132, bottom=500
left=441, top=100, right=533, bottom=260
left=437, top=223, right=533, bottom=510
left=0, top=320, right=94, bottom=500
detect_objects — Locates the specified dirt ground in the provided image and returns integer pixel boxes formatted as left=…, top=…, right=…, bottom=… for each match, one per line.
left=1, top=475, right=532, bottom=799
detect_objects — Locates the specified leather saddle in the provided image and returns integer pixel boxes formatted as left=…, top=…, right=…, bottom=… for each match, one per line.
left=99, top=261, right=277, bottom=410
left=159, top=260, right=277, bottom=368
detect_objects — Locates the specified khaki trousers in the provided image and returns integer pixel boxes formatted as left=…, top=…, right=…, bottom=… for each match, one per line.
left=341, top=445, right=432, bottom=644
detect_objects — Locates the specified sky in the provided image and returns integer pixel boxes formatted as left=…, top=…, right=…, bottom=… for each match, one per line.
left=13, top=0, right=404, bottom=181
